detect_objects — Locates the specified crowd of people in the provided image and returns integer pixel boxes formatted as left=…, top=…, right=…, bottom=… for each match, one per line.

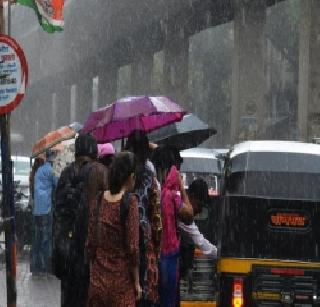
left=29, top=130, right=217, bottom=307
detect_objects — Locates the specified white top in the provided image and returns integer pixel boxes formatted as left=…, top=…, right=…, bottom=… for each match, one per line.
left=146, top=160, right=161, bottom=191
left=230, top=140, right=320, bottom=158
left=178, top=221, right=217, bottom=259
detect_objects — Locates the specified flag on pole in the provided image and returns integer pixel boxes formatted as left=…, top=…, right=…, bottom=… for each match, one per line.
left=17, top=0, right=65, bottom=33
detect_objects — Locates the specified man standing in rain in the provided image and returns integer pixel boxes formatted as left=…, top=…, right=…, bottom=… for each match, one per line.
left=53, top=134, right=107, bottom=307
left=32, top=149, right=58, bottom=277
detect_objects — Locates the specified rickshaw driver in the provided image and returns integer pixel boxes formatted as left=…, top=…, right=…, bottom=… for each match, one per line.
left=179, top=178, right=218, bottom=279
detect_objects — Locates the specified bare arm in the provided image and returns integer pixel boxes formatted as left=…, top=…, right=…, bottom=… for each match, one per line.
left=178, top=221, right=217, bottom=258
left=126, top=195, right=141, bottom=299
left=177, top=176, right=194, bottom=225
left=132, top=266, right=141, bottom=300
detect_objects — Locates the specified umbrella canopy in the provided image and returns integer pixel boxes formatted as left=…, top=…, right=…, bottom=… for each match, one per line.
left=227, top=140, right=320, bottom=200
left=82, top=96, right=186, bottom=143
left=229, top=140, right=320, bottom=173
left=32, top=126, right=76, bottom=158
left=148, top=113, right=217, bottom=150
left=69, top=122, right=83, bottom=133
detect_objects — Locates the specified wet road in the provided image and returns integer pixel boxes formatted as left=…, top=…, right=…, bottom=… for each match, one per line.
left=0, top=252, right=60, bottom=307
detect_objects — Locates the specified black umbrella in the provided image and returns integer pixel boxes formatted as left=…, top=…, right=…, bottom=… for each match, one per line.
left=148, top=114, right=217, bottom=150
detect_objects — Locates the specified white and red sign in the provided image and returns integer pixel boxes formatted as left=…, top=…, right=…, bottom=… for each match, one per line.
left=0, top=35, right=28, bottom=114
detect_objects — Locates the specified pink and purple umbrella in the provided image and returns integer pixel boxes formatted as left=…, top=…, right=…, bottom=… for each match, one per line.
left=82, top=96, right=187, bottom=143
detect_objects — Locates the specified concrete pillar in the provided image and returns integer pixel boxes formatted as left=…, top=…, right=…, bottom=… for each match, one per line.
left=76, top=78, right=93, bottom=123
left=98, top=67, right=118, bottom=107
left=117, top=65, right=132, bottom=99
left=70, top=84, right=76, bottom=123
left=11, top=90, right=36, bottom=155
left=55, top=85, right=71, bottom=127
left=92, top=76, right=99, bottom=111
left=33, top=99, right=40, bottom=141
left=231, top=0, right=267, bottom=143
left=163, top=20, right=189, bottom=108
left=51, top=93, right=57, bottom=130
left=298, top=0, right=320, bottom=141
left=37, top=88, right=52, bottom=136
left=131, top=52, right=153, bottom=95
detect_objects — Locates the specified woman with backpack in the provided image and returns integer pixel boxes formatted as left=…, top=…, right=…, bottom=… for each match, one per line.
left=86, top=152, right=141, bottom=307
left=54, top=133, right=103, bottom=307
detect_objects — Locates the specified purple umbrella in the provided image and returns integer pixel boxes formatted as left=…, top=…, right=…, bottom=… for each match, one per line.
left=82, top=96, right=186, bottom=143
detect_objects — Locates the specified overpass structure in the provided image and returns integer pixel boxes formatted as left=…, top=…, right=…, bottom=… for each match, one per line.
left=9, top=0, right=320, bottom=155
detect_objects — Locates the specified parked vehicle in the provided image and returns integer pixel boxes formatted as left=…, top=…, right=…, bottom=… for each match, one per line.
left=180, top=147, right=227, bottom=193
left=218, top=141, right=320, bottom=307
left=14, top=183, right=31, bottom=254
left=0, top=156, right=30, bottom=202
left=12, top=156, right=30, bottom=202
left=0, top=156, right=31, bottom=254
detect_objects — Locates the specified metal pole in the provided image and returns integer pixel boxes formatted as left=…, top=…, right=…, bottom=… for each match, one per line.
left=0, top=114, right=17, bottom=307
left=0, top=2, right=17, bottom=306
left=7, top=0, right=11, bottom=36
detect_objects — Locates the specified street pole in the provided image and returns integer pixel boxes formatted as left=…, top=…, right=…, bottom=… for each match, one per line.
left=0, top=1, right=17, bottom=306
left=0, top=114, right=16, bottom=307
left=7, top=0, right=11, bottom=36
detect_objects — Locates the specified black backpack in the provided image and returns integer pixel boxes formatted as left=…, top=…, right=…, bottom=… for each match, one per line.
left=52, top=161, right=92, bottom=279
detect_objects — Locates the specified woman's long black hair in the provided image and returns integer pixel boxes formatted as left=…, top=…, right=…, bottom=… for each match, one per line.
left=126, top=130, right=151, bottom=188
left=108, top=152, right=135, bottom=194
left=151, top=145, right=183, bottom=184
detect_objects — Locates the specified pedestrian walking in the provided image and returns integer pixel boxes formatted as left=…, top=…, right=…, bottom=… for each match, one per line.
left=32, top=149, right=58, bottom=277
left=86, top=152, right=141, bottom=307
left=126, top=130, right=162, bottom=307
left=53, top=133, right=106, bottom=307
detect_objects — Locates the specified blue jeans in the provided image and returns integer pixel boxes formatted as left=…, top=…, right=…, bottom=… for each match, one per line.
left=32, top=214, right=52, bottom=274
left=159, top=253, right=180, bottom=307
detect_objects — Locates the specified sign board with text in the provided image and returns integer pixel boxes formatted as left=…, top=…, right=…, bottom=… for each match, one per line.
left=0, top=35, right=28, bottom=114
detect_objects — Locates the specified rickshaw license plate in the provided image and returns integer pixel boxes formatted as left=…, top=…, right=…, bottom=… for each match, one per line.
left=268, top=209, right=310, bottom=231
left=252, top=265, right=318, bottom=306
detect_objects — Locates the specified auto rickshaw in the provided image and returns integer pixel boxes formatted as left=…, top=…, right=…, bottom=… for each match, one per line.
left=217, top=140, right=320, bottom=306
left=179, top=147, right=227, bottom=307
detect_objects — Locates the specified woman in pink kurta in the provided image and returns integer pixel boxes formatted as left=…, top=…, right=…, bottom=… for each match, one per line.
left=160, top=164, right=193, bottom=307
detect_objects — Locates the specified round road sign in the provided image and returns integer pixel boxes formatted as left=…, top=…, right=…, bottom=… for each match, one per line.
left=0, top=34, right=28, bottom=114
